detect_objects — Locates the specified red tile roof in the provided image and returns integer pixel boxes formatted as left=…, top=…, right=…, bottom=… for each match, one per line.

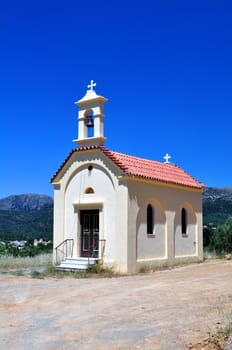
left=51, top=145, right=204, bottom=190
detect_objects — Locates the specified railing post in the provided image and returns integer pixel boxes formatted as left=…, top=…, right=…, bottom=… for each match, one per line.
left=71, top=239, right=74, bottom=257
left=99, top=240, right=101, bottom=260
left=55, top=239, right=74, bottom=265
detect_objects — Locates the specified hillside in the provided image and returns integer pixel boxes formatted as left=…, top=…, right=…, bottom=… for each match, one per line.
left=0, top=194, right=53, bottom=241
left=203, top=187, right=232, bottom=226
left=0, top=194, right=53, bottom=211
left=203, top=187, right=232, bottom=203
left=0, top=208, right=53, bottom=241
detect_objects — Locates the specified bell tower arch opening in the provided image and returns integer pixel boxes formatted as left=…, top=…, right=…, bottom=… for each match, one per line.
left=84, top=109, right=94, bottom=138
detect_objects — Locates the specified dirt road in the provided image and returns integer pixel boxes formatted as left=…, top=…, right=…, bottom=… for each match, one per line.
left=0, top=260, right=231, bottom=350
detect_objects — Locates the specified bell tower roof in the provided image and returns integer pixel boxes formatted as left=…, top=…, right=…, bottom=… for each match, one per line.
left=76, top=80, right=107, bottom=106
left=73, top=81, right=108, bottom=148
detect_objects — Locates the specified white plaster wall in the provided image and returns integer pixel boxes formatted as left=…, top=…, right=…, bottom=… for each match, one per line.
left=65, top=164, right=116, bottom=261
left=174, top=203, right=196, bottom=257
left=136, top=200, right=166, bottom=260
left=114, top=178, right=129, bottom=272
left=127, top=179, right=203, bottom=272
left=52, top=150, right=127, bottom=267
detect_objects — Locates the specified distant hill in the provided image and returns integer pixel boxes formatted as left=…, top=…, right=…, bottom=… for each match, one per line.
left=203, top=187, right=232, bottom=226
left=0, top=208, right=53, bottom=241
left=0, top=194, right=53, bottom=241
left=0, top=194, right=53, bottom=212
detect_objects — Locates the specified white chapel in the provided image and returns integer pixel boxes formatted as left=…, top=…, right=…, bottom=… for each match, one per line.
left=51, top=81, right=205, bottom=273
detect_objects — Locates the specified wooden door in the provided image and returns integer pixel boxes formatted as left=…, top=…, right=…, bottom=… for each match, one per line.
left=80, top=210, right=99, bottom=257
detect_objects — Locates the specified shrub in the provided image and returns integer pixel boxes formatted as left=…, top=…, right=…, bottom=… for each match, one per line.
left=31, top=270, right=44, bottom=279
left=209, top=216, right=232, bottom=254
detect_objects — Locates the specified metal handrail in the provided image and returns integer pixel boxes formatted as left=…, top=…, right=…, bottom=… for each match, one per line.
left=55, top=238, right=74, bottom=265
left=87, top=239, right=106, bottom=265
left=88, top=239, right=106, bottom=260
left=55, top=238, right=106, bottom=266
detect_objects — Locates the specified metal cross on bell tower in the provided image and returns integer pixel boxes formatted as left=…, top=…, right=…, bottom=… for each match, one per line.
left=87, top=80, right=96, bottom=91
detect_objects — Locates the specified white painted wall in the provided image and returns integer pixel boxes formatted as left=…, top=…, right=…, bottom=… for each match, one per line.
left=174, top=203, right=197, bottom=257
left=136, top=199, right=166, bottom=260
left=127, top=179, right=203, bottom=272
left=52, top=150, right=129, bottom=269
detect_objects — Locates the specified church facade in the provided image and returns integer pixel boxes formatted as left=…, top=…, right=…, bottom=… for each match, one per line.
left=51, top=82, right=204, bottom=273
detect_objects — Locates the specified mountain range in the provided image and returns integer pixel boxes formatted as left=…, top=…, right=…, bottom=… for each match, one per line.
left=0, top=188, right=232, bottom=241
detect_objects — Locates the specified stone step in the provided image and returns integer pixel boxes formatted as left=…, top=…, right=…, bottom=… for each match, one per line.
left=57, top=257, right=97, bottom=271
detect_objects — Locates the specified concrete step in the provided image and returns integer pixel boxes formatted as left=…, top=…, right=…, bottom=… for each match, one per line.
left=57, top=257, right=97, bottom=271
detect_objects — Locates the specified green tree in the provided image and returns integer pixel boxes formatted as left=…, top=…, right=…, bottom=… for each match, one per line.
left=210, top=216, right=232, bottom=254
left=0, top=243, right=7, bottom=256
left=203, top=226, right=214, bottom=247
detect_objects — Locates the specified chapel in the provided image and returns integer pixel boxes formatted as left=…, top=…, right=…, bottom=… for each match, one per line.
left=51, top=81, right=204, bottom=273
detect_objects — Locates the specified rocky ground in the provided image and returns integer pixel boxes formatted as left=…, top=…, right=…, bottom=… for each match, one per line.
left=0, top=260, right=231, bottom=350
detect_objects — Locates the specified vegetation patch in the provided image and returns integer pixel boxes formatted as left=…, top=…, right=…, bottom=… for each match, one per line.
left=0, top=208, right=53, bottom=241
left=31, top=270, right=44, bottom=279
left=204, top=216, right=232, bottom=255
left=0, top=240, right=52, bottom=258
left=203, top=199, right=232, bottom=227
left=0, top=253, right=52, bottom=271
left=29, top=262, right=120, bottom=279
left=10, top=270, right=25, bottom=276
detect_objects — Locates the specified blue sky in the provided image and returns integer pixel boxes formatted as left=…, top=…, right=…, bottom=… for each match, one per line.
left=0, top=0, right=231, bottom=198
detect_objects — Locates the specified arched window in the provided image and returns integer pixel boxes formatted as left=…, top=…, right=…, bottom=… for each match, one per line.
left=85, top=187, right=94, bottom=194
left=181, top=208, right=187, bottom=234
left=147, top=204, right=154, bottom=234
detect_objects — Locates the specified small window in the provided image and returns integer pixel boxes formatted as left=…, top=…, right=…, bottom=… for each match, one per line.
left=181, top=208, right=187, bottom=234
left=85, top=187, right=94, bottom=194
left=147, top=204, right=154, bottom=234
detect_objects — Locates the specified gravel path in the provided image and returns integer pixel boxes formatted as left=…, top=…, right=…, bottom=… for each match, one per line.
left=0, top=260, right=231, bottom=350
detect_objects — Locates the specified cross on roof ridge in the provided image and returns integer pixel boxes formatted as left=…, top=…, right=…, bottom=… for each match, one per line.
left=164, top=153, right=171, bottom=163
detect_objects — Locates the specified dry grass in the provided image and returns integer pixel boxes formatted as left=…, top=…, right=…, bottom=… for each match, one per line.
left=0, top=253, right=52, bottom=270
left=215, top=295, right=232, bottom=336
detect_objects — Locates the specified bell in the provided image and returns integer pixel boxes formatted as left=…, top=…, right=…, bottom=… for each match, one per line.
left=86, top=115, right=94, bottom=128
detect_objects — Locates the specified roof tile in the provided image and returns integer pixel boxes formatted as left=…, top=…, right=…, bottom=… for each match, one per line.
left=51, top=145, right=204, bottom=190
left=101, top=149, right=204, bottom=189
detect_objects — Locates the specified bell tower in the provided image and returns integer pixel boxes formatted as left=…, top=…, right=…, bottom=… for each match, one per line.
left=73, top=80, right=108, bottom=148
